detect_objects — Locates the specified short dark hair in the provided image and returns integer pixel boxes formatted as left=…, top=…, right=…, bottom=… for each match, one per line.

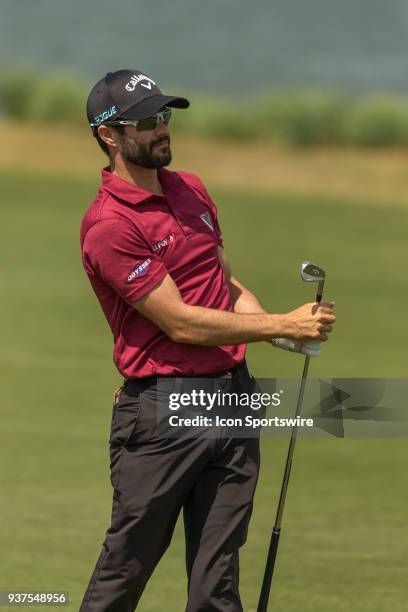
left=94, top=125, right=125, bottom=157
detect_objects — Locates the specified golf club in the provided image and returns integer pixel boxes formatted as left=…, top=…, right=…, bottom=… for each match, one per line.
left=257, top=261, right=326, bottom=612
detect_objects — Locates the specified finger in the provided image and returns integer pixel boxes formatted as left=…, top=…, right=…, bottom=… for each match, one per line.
left=318, top=333, right=329, bottom=342
left=318, top=309, right=336, bottom=319
left=319, top=324, right=332, bottom=333
left=320, top=314, right=336, bottom=323
left=317, top=305, right=335, bottom=314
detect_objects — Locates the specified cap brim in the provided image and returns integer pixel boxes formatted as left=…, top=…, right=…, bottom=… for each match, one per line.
left=118, top=94, right=190, bottom=120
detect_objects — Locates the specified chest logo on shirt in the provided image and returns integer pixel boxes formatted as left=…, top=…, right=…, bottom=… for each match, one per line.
left=200, top=212, right=214, bottom=231
left=127, top=257, right=151, bottom=282
left=151, top=232, right=175, bottom=253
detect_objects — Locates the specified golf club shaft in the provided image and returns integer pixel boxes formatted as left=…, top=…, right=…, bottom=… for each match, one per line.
left=257, top=279, right=325, bottom=612
left=257, top=356, right=309, bottom=612
left=273, top=355, right=310, bottom=529
left=316, top=280, right=324, bottom=303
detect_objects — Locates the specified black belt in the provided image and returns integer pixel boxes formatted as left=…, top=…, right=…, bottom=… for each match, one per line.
left=123, top=361, right=250, bottom=395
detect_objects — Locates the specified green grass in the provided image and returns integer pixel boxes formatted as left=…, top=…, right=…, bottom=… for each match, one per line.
left=1, top=169, right=407, bottom=610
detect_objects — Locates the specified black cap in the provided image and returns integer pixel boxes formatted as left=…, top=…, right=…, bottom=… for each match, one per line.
left=86, top=69, right=190, bottom=131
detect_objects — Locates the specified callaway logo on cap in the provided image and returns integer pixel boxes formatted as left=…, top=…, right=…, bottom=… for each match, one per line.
left=86, top=69, right=190, bottom=132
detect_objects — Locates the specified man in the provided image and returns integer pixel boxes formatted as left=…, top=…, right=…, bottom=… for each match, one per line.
left=79, top=69, right=335, bottom=612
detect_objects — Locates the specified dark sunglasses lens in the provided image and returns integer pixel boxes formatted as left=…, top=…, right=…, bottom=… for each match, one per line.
left=136, top=116, right=158, bottom=131
left=136, top=108, right=172, bottom=131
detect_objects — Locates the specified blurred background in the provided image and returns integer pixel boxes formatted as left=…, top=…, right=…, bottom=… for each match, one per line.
left=1, top=1, right=407, bottom=611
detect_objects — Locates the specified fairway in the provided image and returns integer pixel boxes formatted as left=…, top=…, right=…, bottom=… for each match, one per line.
left=1, top=167, right=407, bottom=611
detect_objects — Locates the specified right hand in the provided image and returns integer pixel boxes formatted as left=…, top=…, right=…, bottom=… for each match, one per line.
left=281, top=301, right=336, bottom=342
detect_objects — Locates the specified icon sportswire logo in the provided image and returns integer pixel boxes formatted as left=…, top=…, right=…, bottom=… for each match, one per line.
left=127, top=258, right=151, bottom=282
left=125, top=74, right=156, bottom=92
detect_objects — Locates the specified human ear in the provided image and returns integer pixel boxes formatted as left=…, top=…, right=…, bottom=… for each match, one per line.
left=98, top=125, right=118, bottom=149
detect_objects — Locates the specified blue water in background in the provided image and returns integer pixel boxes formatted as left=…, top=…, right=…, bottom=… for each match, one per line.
left=1, top=0, right=408, bottom=96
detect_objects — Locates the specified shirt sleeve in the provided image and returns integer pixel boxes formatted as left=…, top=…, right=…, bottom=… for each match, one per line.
left=82, top=219, right=167, bottom=304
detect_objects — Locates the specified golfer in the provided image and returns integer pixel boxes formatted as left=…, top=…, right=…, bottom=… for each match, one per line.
left=79, top=69, right=335, bottom=612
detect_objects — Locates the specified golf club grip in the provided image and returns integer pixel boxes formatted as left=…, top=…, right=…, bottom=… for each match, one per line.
left=257, top=528, right=281, bottom=612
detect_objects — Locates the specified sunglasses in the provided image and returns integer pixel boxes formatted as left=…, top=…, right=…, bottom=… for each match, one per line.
left=92, top=107, right=172, bottom=131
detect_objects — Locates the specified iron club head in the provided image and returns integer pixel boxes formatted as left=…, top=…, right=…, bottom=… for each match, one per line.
left=300, top=261, right=326, bottom=282
left=301, top=261, right=326, bottom=302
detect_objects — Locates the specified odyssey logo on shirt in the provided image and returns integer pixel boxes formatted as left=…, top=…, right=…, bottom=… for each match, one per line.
left=151, top=232, right=175, bottom=253
left=127, top=258, right=151, bottom=282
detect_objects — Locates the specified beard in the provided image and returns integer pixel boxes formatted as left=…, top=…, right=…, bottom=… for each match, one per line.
left=118, top=132, right=172, bottom=169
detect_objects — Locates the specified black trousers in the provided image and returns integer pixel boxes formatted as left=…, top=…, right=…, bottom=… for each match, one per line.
left=79, top=363, right=260, bottom=612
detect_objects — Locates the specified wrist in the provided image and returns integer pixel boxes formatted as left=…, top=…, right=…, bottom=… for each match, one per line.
left=267, top=313, right=292, bottom=339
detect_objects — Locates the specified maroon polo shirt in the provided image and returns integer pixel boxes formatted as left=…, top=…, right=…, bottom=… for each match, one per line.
left=80, top=167, right=247, bottom=378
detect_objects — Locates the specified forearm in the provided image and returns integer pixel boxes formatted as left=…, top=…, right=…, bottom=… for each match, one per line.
left=171, top=304, right=286, bottom=346
left=227, top=275, right=267, bottom=314
left=133, top=274, right=334, bottom=347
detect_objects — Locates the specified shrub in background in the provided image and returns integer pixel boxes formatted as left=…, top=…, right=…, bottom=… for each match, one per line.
left=28, top=77, right=86, bottom=123
left=0, top=70, right=87, bottom=123
left=2, top=70, right=408, bottom=147
left=171, top=94, right=254, bottom=140
left=251, top=92, right=351, bottom=145
left=343, top=95, right=408, bottom=147
left=0, top=69, right=39, bottom=119
left=172, top=92, right=351, bottom=145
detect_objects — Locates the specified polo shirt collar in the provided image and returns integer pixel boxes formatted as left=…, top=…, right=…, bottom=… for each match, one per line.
left=101, top=166, right=173, bottom=205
